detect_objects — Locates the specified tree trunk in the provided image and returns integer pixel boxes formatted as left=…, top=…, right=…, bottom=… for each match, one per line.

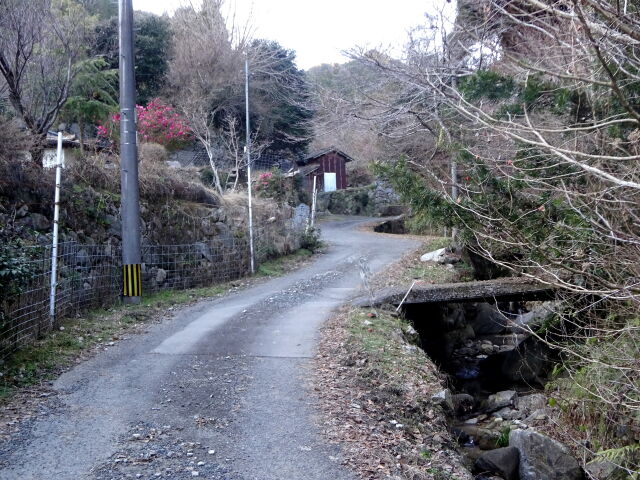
left=78, top=120, right=85, bottom=155
left=29, top=134, right=47, bottom=167
left=204, top=148, right=223, bottom=195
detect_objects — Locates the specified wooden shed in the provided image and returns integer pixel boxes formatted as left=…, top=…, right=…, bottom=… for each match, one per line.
left=297, top=147, right=354, bottom=192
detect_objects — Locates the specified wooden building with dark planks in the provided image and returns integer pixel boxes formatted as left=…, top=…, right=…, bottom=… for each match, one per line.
left=296, top=147, right=354, bottom=192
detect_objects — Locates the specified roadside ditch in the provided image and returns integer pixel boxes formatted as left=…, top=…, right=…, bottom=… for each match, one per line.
left=314, top=227, right=587, bottom=480
left=401, top=298, right=577, bottom=480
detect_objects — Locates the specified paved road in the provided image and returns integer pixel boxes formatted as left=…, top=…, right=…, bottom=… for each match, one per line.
left=0, top=217, right=419, bottom=480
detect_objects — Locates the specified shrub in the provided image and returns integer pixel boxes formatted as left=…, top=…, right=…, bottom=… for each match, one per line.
left=98, top=98, right=191, bottom=152
left=300, top=227, right=322, bottom=252
left=139, top=143, right=169, bottom=164
left=254, top=169, right=295, bottom=204
left=0, top=241, right=39, bottom=323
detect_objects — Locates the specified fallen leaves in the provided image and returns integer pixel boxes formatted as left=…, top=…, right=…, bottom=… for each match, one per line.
left=311, top=307, right=473, bottom=480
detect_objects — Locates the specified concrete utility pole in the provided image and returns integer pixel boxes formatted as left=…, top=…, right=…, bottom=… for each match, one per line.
left=119, top=0, right=142, bottom=303
left=451, top=75, right=459, bottom=240
left=245, top=56, right=255, bottom=274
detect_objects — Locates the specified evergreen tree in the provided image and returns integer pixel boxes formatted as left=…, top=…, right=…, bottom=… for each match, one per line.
left=60, top=57, right=118, bottom=152
left=249, top=40, right=314, bottom=155
left=91, top=11, right=171, bottom=104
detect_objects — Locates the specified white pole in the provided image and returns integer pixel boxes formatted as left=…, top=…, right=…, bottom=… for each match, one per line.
left=245, top=56, right=255, bottom=274
left=310, top=175, right=317, bottom=229
left=49, top=132, right=63, bottom=323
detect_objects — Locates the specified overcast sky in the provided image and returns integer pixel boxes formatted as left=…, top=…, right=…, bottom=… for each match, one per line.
left=131, top=0, right=451, bottom=70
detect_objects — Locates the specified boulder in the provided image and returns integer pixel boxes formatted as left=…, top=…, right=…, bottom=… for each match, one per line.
left=485, top=390, right=518, bottom=412
left=509, top=429, right=584, bottom=480
left=471, top=303, right=509, bottom=335
left=431, top=389, right=454, bottom=411
left=29, top=213, right=51, bottom=231
left=195, top=242, right=213, bottom=261
left=585, top=460, right=627, bottom=480
left=420, top=248, right=446, bottom=263
left=474, top=446, right=520, bottom=480
left=500, top=336, right=555, bottom=386
left=156, top=268, right=167, bottom=285
left=76, top=248, right=91, bottom=268
left=517, top=393, right=548, bottom=417
left=452, top=393, right=475, bottom=415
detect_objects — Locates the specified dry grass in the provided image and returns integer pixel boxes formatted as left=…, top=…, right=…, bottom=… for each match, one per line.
left=313, top=307, right=472, bottom=480
left=67, top=153, right=219, bottom=206
left=367, top=238, right=472, bottom=292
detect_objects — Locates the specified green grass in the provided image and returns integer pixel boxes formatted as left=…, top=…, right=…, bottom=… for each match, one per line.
left=257, top=248, right=312, bottom=277
left=496, top=426, right=511, bottom=448
left=346, top=309, right=431, bottom=380
left=401, top=238, right=474, bottom=284
left=423, top=237, right=453, bottom=251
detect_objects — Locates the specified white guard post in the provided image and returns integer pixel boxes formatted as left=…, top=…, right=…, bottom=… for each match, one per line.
left=49, top=132, right=63, bottom=323
left=310, top=175, right=317, bottom=230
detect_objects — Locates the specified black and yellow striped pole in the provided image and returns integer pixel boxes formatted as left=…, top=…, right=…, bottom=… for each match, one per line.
left=119, top=0, right=142, bottom=304
left=122, top=263, right=142, bottom=297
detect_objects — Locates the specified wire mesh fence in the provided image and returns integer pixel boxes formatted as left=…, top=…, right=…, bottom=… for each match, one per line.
left=0, top=217, right=306, bottom=359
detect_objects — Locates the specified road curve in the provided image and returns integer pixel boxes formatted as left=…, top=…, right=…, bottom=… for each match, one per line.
left=0, top=217, right=419, bottom=480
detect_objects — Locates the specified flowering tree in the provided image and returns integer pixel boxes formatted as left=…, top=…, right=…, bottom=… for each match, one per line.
left=254, top=170, right=292, bottom=204
left=98, top=98, right=191, bottom=152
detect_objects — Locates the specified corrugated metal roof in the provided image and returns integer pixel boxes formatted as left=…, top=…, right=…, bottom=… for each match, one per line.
left=299, top=146, right=355, bottom=165
left=297, top=164, right=320, bottom=176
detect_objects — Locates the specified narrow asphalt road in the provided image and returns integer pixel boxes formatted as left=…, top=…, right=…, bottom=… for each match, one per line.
left=0, top=217, right=419, bottom=480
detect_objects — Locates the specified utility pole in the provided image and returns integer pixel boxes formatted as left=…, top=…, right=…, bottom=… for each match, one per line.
left=119, top=0, right=142, bottom=303
left=450, top=75, right=459, bottom=240
left=245, top=56, right=255, bottom=274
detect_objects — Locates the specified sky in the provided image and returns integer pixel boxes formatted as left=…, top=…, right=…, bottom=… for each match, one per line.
left=132, top=0, right=451, bottom=70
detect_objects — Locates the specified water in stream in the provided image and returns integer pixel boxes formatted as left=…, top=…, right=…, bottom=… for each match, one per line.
left=402, top=300, right=557, bottom=478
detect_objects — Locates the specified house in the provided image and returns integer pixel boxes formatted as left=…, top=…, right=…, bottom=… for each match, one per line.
left=296, top=147, right=354, bottom=192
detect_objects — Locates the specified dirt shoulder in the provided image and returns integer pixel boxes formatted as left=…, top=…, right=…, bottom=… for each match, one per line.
left=312, top=239, right=474, bottom=480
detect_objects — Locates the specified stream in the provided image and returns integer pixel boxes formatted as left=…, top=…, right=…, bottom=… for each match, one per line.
left=402, top=299, right=559, bottom=479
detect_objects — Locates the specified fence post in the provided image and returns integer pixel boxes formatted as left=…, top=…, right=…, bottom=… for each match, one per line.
left=48, top=132, right=63, bottom=325
left=308, top=175, right=318, bottom=232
